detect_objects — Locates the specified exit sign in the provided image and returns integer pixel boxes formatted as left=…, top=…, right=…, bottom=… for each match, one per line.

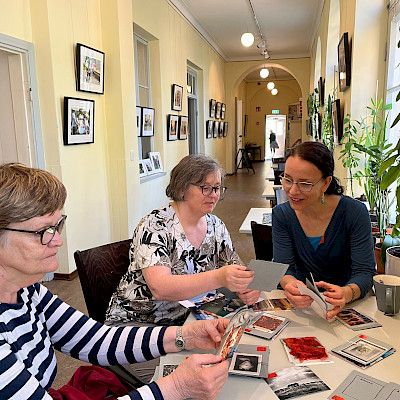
left=272, top=109, right=280, bottom=114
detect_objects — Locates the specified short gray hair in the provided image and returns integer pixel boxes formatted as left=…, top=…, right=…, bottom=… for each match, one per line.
left=166, top=154, right=225, bottom=201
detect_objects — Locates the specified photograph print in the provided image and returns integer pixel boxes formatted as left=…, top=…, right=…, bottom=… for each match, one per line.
left=148, top=152, right=163, bottom=173
left=221, top=103, right=226, bottom=120
left=139, top=160, right=147, bottom=178
left=338, top=32, right=351, bottom=92
left=206, top=120, right=214, bottom=139
left=136, top=106, right=142, bottom=137
left=218, top=120, right=224, bottom=137
left=209, top=99, right=216, bottom=118
left=142, top=159, right=154, bottom=175
left=76, top=43, right=105, bottom=94
left=141, top=107, right=155, bottom=137
left=216, top=102, right=222, bottom=119
left=213, top=121, right=219, bottom=138
left=63, top=97, right=94, bottom=145
left=167, top=114, right=179, bottom=141
left=171, top=84, right=183, bottom=111
left=223, top=122, right=228, bottom=137
left=229, top=353, right=261, bottom=377
left=178, top=116, right=189, bottom=140
left=341, top=339, right=386, bottom=364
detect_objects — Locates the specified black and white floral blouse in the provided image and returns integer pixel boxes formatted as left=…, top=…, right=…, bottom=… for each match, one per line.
left=106, top=204, right=241, bottom=325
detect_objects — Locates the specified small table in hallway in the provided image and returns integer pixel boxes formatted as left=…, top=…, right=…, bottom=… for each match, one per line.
left=239, top=207, right=272, bottom=234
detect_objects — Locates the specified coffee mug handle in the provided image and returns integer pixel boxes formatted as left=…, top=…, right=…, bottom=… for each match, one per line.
left=385, top=287, right=394, bottom=315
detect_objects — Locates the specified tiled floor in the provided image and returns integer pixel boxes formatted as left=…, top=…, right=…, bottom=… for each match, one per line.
left=44, top=160, right=273, bottom=388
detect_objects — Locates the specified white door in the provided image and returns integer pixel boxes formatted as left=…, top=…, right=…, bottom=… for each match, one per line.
left=265, top=115, right=286, bottom=159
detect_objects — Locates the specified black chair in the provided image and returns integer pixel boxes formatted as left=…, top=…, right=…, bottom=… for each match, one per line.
left=250, top=221, right=273, bottom=261
left=74, top=239, right=144, bottom=388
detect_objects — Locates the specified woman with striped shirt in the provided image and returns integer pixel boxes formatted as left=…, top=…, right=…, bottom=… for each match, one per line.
left=0, top=163, right=229, bottom=400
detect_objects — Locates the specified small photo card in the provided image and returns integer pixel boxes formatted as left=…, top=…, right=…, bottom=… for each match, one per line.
left=229, top=353, right=262, bottom=377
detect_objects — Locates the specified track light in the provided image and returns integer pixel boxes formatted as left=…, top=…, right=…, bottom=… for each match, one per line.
left=241, top=32, right=254, bottom=47
left=260, top=68, right=269, bottom=79
left=267, top=82, right=275, bottom=90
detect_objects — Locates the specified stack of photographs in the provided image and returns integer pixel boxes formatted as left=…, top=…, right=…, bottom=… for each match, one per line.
left=331, top=335, right=395, bottom=368
left=252, top=297, right=293, bottom=312
left=336, top=308, right=382, bottom=331
left=245, top=312, right=290, bottom=340
left=298, top=275, right=334, bottom=313
left=267, top=366, right=330, bottom=400
left=228, top=344, right=270, bottom=378
left=329, top=370, right=400, bottom=400
left=281, top=336, right=332, bottom=366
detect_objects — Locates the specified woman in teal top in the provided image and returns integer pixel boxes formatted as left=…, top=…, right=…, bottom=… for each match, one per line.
left=272, top=142, right=375, bottom=319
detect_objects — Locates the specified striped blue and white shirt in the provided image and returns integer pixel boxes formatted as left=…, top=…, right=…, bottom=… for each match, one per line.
left=0, top=283, right=166, bottom=399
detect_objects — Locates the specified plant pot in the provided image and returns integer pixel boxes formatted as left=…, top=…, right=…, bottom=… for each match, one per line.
left=374, top=242, right=385, bottom=274
left=386, top=246, right=400, bottom=276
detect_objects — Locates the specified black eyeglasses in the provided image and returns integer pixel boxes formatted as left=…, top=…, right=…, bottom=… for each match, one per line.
left=279, top=174, right=323, bottom=193
left=2, top=215, right=67, bottom=245
left=194, top=185, right=227, bottom=199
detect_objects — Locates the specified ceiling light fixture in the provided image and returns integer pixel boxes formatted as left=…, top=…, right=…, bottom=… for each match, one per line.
left=260, top=68, right=269, bottom=79
left=271, top=88, right=278, bottom=96
left=241, top=32, right=255, bottom=47
left=267, top=81, right=275, bottom=90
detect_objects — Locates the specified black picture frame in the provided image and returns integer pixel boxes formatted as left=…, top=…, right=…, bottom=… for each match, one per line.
left=216, top=102, right=222, bottom=119
left=318, top=77, right=325, bottom=106
left=332, top=98, right=343, bottom=144
left=209, top=99, right=216, bottom=118
left=223, top=122, right=228, bottom=137
left=206, top=120, right=213, bottom=138
left=178, top=116, right=188, bottom=140
left=63, top=97, right=95, bottom=145
left=136, top=106, right=142, bottom=137
left=167, top=114, right=179, bottom=141
left=338, top=32, right=351, bottom=92
left=213, top=121, right=219, bottom=138
left=76, top=43, right=105, bottom=94
left=141, top=107, right=155, bottom=137
left=171, top=84, right=183, bottom=111
left=218, top=120, right=224, bottom=137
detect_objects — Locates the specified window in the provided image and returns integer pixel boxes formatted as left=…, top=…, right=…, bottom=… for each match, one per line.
left=134, top=34, right=152, bottom=159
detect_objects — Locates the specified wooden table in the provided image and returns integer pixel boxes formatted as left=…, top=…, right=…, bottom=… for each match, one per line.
left=239, top=207, right=272, bottom=234
left=158, top=291, right=400, bottom=399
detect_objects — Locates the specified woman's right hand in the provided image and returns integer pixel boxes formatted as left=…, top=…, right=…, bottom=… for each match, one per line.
left=283, top=279, right=313, bottom=308
left=159, top=354, right=229, bottom=400
left=217, top=264, right=254, bottom=292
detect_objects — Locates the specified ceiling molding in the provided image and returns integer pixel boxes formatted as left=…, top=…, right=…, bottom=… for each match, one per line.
left=167, top=0, right=229, bottom=60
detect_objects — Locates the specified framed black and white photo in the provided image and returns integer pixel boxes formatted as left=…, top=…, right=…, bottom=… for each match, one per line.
left=141, top=107, right=155, bottom=137
left=218, top=120, right=224, bottom=137
left=206, top=120, right=214, bottom=138
left=223, top=122, right=228, bottom=137
left=63, top=97, right=94, bottom=145
left=167, top=114, right=179, bottom=141
left=171, top=84, right=183, bottom=111
left=221, top=103, right=226, bottom=120
left=139, top=160, right=147, bottom=177
left=338, top=32, right=351, bottom=92
left=213, top=121, right=219, bottom=138
left=216, top=102, right=222, bottom=119
left=142, top=159, right=154, bottom=175
left=149, top=151, right=163, bottom=173
left=136, top=106, right=142, bottom=137
left=228, top=353, right=261, bottom=377
left=76, top=43, right=105, bottom=94
left=209, top=99, right=216, bottom=118
left=178, top=116, right=189, bottom=140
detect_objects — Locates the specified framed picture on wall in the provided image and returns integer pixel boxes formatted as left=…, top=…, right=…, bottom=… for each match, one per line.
left=318, top=77, right=325, bottom=106
left=136, top=106, right=142, bottom=137
left=332, top=99, right=343, bottom=144
left=213, top=121, right=219, bottom=138
left=76, top=43, right=105, bottom=94
left=178, top=116, right=189, bottom=140
left=216, top=102, right=222, bottom=119
left=206, top=120, right=214, bottom=138
left=63, top=97, right=95, bottom=145
left=141, top=107, right=155, bottom=137
left=221, top=103, right=226, bottom=120
left=209, top=99, right=216, bottom=118
left=218, top=121, right=224, bottom=137
left=338, top=32, right=351, bottom=92
left=223, top=122, right=228, bottom=137
left=167, top=114, right=179, bottom=141
left=171, top=84, right=183, bottom=111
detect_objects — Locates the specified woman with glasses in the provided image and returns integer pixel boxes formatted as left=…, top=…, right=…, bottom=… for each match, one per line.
left=273, top=142, right=375, bottom=319
left=106, top=154, right=259, bottom=329
left=0, top=163, right=230, bottom=400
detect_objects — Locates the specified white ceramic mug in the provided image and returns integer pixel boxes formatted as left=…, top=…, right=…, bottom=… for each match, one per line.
left=373, top=274, right=400, bottom=315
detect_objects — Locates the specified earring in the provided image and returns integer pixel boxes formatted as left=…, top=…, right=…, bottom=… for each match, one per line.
left=320, top=193, right=325, bottom=205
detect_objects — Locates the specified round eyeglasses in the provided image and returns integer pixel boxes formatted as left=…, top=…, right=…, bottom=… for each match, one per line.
left=2, top=215, right=67, bottom=245
left=194, top=185, right=227, bottom=199
left=279, top=174, right=323, bottom=193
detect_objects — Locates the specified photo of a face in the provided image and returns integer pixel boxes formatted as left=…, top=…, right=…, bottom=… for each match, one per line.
left=229, top=353, right=261, bottom=376
left=342, top=339, right=386, bottom=363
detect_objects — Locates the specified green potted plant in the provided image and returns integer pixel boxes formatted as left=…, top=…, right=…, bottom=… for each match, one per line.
left=321, top=94, right=334, bottom=151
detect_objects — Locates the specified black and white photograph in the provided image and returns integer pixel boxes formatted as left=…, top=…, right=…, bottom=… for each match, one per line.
left=148, top=152, right=163, bottom=173
left=267, top=366, right=330, bottom=400
left=213, top=121, right=219, bottom=138
left=167, top=114, right=179, bottom=141
left=218, top=120, right=224, bottom=137
left=216, top=102, right=222, bottom=119
left=221, top=103, right=226, bottom=120
left=136, top=106, right=142, bottom=137
left=229, top=353, right=261, bottom=377
left=76, top=43, right=105, bottom=94
left=142, top=159, right=154, bottom=175
left=63, top=97, right=94, bottom=145
left=178, top=116, right=189, bottom=140
left=223, top=122, right=228, bottom=137
left=171, top=84, right=183, bottom=111
left=162, top=364, right=179, bottom=377
left=209, top=99, right=216, bottom=118
left=138, top=160, right=147, bottom=178
left=141, top=107, right=155, bottom=137
left=206, top=120, right=214, bottom=138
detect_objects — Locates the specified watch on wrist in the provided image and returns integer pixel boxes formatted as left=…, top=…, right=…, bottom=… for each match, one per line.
left=175, top=326, right=185, bottom=350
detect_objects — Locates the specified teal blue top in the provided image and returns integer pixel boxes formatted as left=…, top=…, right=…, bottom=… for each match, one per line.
left=308, top=236, right=322, bottom=250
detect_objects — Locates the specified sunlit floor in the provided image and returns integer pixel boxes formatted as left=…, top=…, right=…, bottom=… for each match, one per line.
left=44, top=160, right=273, bottom=388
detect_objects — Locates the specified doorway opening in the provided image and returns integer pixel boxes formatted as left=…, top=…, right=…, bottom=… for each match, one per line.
left=187, top=66, right=199, bottom=154
left=265, top=115, right=286, bottom=160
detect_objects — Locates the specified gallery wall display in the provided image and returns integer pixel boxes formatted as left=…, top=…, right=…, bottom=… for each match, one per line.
left=167, top=114, right=179, bottom=141
left=171, top=84, right=183, bottom=111
left=63, top=97, right=95, bottom=145
left=136, top=106, right=142, bottom=137
left=76, top=43, right=105, bottom=94
left=141, top=107, right=155, bottom=137
left=178, top=116, right=189, bottom=140
left=338, top=32, right=351, bottom=92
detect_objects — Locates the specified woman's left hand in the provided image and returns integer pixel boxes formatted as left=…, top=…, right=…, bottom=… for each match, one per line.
left=237, top=289, right=261, bottom=305
left=315, top=281, right=346, bottom=320
left=182, top=319, right=228, bottom=350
